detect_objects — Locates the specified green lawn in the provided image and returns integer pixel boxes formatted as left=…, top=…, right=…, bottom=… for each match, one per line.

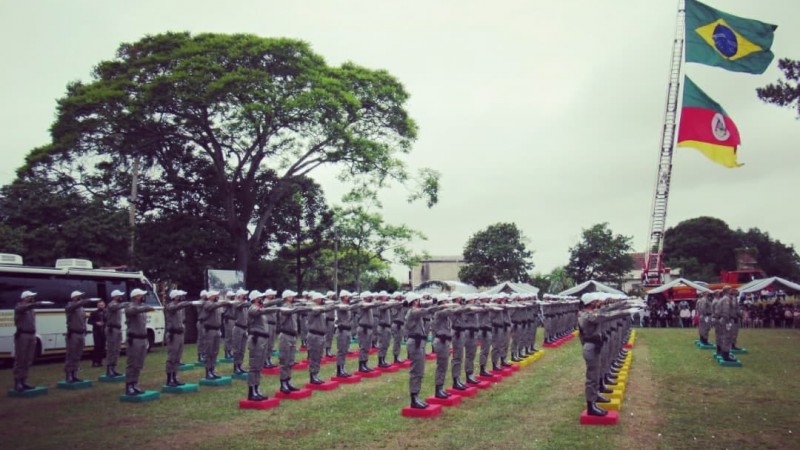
left=1, top=328, right=798, bottom=449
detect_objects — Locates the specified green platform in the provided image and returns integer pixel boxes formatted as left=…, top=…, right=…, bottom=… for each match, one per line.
left=231, top=372, right=248, bottom=380
left=98, top=375, right=126, bottom=383
left=718, top=359, right=743, bottom=368
left=7, top=386, right=48, bottom=398
left=57, top=380, right=93, bottom=390
left=161, top=384, right=199, bottom=394
left=730, top=348, right=748, bottom=354
left=694, top=340, right=716, bottom=350
left=218, top=357, right=234, bottom=364
left=194, top=361, right=206, bottom=367
left=177, top=364, right=196, bottom=371
left=199, top=376, right=232, bottom=387
left=120, top=390, right=161, bottom=402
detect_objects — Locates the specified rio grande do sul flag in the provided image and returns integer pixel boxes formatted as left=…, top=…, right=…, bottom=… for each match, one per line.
left=685, top=0, right=777, bottom=74
left=677, top=76, right=742, bottom=168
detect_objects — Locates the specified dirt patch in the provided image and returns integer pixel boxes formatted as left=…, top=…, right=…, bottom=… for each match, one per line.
left=616, top=334, right=666, bottom=448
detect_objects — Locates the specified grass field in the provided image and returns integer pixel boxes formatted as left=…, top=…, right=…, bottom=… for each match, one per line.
left=2, top=328, right=798, bottom=449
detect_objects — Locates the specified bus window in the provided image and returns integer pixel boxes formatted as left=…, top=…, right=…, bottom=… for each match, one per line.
left=0, top=274, right=69, bottom=309
left=125, top=280, right=162, bottom=307
left=105, top=280, right=127, bottom=301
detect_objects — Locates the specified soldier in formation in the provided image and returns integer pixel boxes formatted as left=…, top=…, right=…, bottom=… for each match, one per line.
left=124, top=288, right=155, bottom=395
left=164, top=289, right=193, bottom=387
left=12, top=291, right=53, bottom=392
left=64, top=291, right=98, bottom=383
left=104, top=290, right=128, bottom=378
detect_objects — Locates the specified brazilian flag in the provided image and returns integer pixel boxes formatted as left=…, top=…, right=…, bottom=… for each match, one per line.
left=685, top=0, right=777, bottom=74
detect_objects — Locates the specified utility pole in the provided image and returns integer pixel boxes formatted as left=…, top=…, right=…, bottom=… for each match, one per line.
left=333, top=226, right=339, bottom=296
left=129, top=158, right=139, bottom=265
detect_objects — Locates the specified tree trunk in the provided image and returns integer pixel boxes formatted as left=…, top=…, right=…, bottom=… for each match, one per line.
left=235, top=232, right=250, bottom=285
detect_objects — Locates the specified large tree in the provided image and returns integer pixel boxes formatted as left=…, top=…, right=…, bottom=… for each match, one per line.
left=458, top=222, right=534, bottom=287
left=663, top=217, right=739, bottom=281
left=566, top=223, right=633, bottom=284
left=757, top=58, right=800, bottom=117
left=19, top=32, right=439, bottom=280
left=734, top=227, right=800, bottom=281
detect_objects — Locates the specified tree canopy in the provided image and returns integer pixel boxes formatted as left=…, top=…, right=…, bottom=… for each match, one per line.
left=565, top=223, right=633, bottom=284
left=458, top=222, right=534, bottom=287
left=757, top=58, right=800, bottom=117
left=19, top=32, right=439, bottom=281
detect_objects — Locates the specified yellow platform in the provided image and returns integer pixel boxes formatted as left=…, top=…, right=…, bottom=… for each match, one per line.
left=598, top=398, right=621, bottom=411
left=608, top=390, right=624, bottom=401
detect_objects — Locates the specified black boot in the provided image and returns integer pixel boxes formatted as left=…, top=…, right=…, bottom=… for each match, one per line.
left=378, top=357, right=391, bottom=368
left=310, top=373, right=324, bottom=385
left=111, top=365, right=122, bottom=377
left=286, top=378, right=300, bottom=392
left=358, top=360, right=371, bottom=373
left=234, top=363, right=246, bottom=375
left=280, top=379, right=292, bottom=394
left=106, top=366, right=114, bottom=377
left=501, top=358, right=512, bottom=367
left=479, top=365, right=492, bottom=377
left=587, top=401, right=608, bottom=416
left=492, top=362, right=501, bottom=371
left=247, top=385, right=263, bottom=401
left=511, top=352, right=521, bottom=362
left=325, top=348, right=334, bottom=358
left=435, top=384, right=451, bottom=399
left=125, top=383, right=140, bottom=396
left=14, top=379, right=25, bottom=392
left=173, top=372, right=185, bottom=386
left=20, top=379, right=34, bottom=390
left=167, top=373, right=177, bottom=387
left=254, top=384, right=267, bottom=400
left=394, top=354, right=405, bottom=364
left=132, top=383, right=145, bottom=394
left=210, top=367, right=222, bottom=379
left=72, top=371, right=84, bottom=383
left=336, top=364, right=350, bottom=378
left=597, top=394, right=610, bottom=403
left=410, top=393, right=427, bottom=409
left=205, top=368, right=215, bottom=380
left=599, top=385, right=613, bottom=394
left=263, top=357, right=276, bottom=369
left=452, top=377, right=467, bottom=390
left=466, top=372, right=479, bottom=384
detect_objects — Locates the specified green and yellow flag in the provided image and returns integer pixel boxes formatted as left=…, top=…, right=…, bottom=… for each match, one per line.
left=685, top=0, right=777, bottom=74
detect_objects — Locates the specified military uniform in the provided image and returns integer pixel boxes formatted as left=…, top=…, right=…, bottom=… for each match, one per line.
left=390, top=295, right=407, bottom=363
left=431, top=303, right=456, bottom=398
left=195, top=293, right=208, bottom=362
left=375, top=299, right=394, bottom=367
left=164, top=292, right=193, bottom=386
left=104, top=296, right=128, bottom=376
left=222, top=298, right=236, bottom=359
left=232, top=297, right=250, bottom=374
left=335, top=301, right=354, bottom=377
left=202, top=295, right=226, bottom=378
left=355, top=299, right=379, bottom=372
left=277, top=300, right=308, bottom=392
left=64, top=296, right=95, bottom=382
left=476, top=300, right=494, bottom=376
left=13, top=294, right=49, bottom=391
left=404, top=298, right=440, bottom=408
left=246, top=294, right=280, bottom=400
left=125, top=297, right=155, bottom=394
left=305, top=299, right=332, bottom=383
left=461, top=298, right=480, bottom=383
left=696, top=294, right=712, bottom=344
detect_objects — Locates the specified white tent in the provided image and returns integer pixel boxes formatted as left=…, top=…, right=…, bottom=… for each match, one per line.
left=482, top=281, right=540, bottom=297
left=646, top=277, right=713, bottom=295
left=415, top=280, right=479, bottom=295
left=558, top=280, right=625, bottom=297
left=737, top=276, right=800, bottom=294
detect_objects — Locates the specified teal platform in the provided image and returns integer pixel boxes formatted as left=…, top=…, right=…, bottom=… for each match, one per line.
left=98, top=375, right=125, bottom=383
left=161, top=384, right=199, bottom=394
left=120, top=390, right=160, bottom=402
left=57, top=380, right=92, bottom=390
left=199, top=376, right=232, bottom=387
left=7, top=386, right=48, bottom=398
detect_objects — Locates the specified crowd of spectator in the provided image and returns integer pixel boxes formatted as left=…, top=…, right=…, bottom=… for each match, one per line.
left=632, top=296, right=800, bottom=329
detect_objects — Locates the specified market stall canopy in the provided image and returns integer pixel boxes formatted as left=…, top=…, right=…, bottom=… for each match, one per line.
left=557, top=280, right=625, bottom=297
left=482, top=281, right=540, bottom=297
left=737, top=276, right=800, bottom=295
left=646, top=277, right=713, bottom=295
left=415, top=280, right=478, bottom=295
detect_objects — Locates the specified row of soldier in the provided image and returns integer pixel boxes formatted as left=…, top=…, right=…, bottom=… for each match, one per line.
left=696, top=285, right=744, bottom=362
left=12, top=287, right=580, bottom=409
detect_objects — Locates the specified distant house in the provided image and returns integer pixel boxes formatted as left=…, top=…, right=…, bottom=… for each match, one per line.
left=410, top=255, right=465, bottom=289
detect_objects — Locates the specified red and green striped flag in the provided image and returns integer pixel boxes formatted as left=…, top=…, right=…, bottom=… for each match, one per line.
left=685, top=0, right=777, bottom=74
left=677, top=76, right=742, bottom=168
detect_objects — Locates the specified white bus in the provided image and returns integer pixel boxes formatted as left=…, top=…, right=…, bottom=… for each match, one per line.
left=0, top=254, right=164, bottom=364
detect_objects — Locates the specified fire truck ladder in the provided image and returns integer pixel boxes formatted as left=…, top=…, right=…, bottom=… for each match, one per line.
left=643, top=3, right=685, bottom=287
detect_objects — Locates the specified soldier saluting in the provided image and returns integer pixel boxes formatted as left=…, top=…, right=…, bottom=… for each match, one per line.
left=12, top=291, right=53, bottom=392
left=164, top=289, right=193, bottom=387
left=64, top=291, right=98, bottom=383
left=104, top=290, right=129, bottom=378
left=124, top=288, right=155, bottom=395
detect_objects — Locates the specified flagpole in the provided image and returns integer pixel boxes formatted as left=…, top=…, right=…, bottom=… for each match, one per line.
left=642, top=0, right=686, bottom=288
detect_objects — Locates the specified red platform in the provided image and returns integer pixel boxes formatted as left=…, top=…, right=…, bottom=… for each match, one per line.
left=369, top=348, right=378, bottom=355
left=306, top=380, right=339, bottom=391
left=425, top=353, right=437, bottom=361
left=357, top=369, right=382, bottom=378
left=261, top=367, right=280, bottom=375
left=476, top=374, right=502, bottom=383
left=446, top=386, right=478, bottom=397
left=378, top=364, right=401, bottom=373
left=509, top=364, right=520, bottom=372
left=468, top=380, right=492, bottom=389
left=346, top=351, right=359, bottom=359
left=331, top=374, right=362, bottom=384
left=292, top=360, right=309, bottom=370
left=322, top=356, right=338, bottom=364
left=299, top=346, right=308, bottom=352
left=275, top=388, right=313, bottom=400
left=401, top=404, right=442, bottom=418
left=492, top=368, right=513, bottom=377
left=239, top=397, right=281, bottom=410
left=579, top=409, right=619, bottom=425
left=395, top=360, right=411, bottom=368
left=624, top=343, right=633, bottom=349
left=427, top=394, right=462, bottom=406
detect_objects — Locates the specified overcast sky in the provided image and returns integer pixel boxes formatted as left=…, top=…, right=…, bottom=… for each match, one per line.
left=1, top=0, right=798, bottom=282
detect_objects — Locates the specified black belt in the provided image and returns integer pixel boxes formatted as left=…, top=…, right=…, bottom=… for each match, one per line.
left=251, top=331, right=270, bottom=339
left=223, top=316, right=234, bottom=320
left=309, top=330, right=325, bottom=336
left=408, top=334, right=426, bottom=341
left=338, top=325, right=351, bottom=331
left=480, top=327, right=491, bottom=332
left=379, top=323, right=390, bottom=327
left=167, top=328, right=184, bottom=335
left=67, top=328, right=85, bottom=335
left=267, top=321, right=277, bottom=325
left=235, top=324, right=247, bottom=330
left=127, top=333, right=147, bottom=340
left=359, top=324, right=373, bottom=329
left=326, top=318, right=335, bottom=322
left=280, top=330, right=297, bottom=337
left=204, top=325, right=221, bottom=331
left=453, top=327, right=465, bottom=331
left=435, top=335, right=451, bottom=342
left=15, top=329, right=35, bottom=335
left=107, top=324, right=121, bottom=330
left=392, top=320, right=404, bottom=325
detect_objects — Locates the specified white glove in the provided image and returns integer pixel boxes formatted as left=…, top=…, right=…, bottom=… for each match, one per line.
left=725, top=323, right=732, bottom=331
left=704, top=317, right=710, bottom=323
left=41, top=301, right=55, bottom=305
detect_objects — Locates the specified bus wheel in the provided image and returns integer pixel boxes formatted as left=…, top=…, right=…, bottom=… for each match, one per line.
left=33, top=339, right=43, bottom=363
